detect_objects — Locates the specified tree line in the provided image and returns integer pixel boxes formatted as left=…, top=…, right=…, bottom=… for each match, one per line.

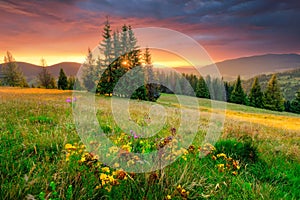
left=0, top=51, right=79, bottom=90
left=157, top=70, right=300, bottom=114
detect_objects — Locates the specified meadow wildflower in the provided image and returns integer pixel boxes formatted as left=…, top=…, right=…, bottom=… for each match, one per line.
left=166, top=194, right=172, bottom=199
left=217, top=153, right=227, bottom=159
left=217, top=164, right=225, bottom=172
left=101, top=167, right=110, bottom=173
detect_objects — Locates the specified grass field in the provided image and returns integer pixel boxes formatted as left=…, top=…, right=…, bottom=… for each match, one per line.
left=1, top=87, right=299, bottom=199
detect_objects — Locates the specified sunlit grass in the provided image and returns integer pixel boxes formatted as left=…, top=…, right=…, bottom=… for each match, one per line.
left=0, top=87, right=299, bottom=199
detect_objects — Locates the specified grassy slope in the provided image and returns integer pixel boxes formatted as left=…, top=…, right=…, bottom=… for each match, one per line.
left=0, top=88, right=299, bottom=199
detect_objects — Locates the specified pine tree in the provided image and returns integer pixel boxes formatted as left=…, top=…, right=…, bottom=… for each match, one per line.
left=2, top=51, right=27, bottom=87
left=82, top=48, right=97, bottom=91
left=97, top=19, right=115, bottom=94
left=230, top=75, right=247, bottom=105
left=58, top=68, right=68, bottom=90
left=144, top=47, right=160, bottom=101
left=224, top=81, right=233, bottom=102
left=290, top=89, right=300, bottom=113
left=37, top=58, right=56, bottom=89
left=264, top=74, right=285, bottom=111
left=248, top=77, right=264, bottom=108
left=196, top=76, right=210, bottom=98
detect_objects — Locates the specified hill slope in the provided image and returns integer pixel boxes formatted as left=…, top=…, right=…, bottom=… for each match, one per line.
left=242, top=68, right=300, bottom=101
left=0, top=62, right=81, bottom=84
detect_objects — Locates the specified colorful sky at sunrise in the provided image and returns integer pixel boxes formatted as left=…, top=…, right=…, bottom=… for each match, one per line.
left=0, top=0, right=299, bottom=66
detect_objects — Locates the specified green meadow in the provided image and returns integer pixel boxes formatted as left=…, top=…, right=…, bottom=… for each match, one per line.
left=1, top=87, right=299, bottom=200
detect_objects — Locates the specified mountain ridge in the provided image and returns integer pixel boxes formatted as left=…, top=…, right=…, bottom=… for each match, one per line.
left=1, top=53, right=300, bottom=84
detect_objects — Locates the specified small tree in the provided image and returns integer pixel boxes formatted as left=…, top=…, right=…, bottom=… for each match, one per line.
left=2, top=51, right=27, bottom=87
left=264, top=74, right=285, bottom=111
left=37, top=58, right=56, bottom=89
left=230, top=75, right=247, bottom=105
left=290, top=89, right=300, bottom=113
left=57, top=68, right=68, bottom=90
left=249, top=77, right=264, bottom=108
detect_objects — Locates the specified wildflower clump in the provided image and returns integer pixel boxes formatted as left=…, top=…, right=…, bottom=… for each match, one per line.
left=213, top=152, right=241, bottom=175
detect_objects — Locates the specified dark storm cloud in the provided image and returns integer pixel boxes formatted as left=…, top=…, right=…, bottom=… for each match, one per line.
left=0, top=0, right=299, bottom=61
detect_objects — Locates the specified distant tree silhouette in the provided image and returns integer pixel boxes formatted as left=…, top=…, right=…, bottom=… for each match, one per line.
left=2, top=51, right=27, bottom=87
left=249, top=77, right=264, bottom=108
left=58, top=68, right=68, bottom=90
left=37, top=58, right=56, bottom=89
left=264, top=74, right=284, bottom=111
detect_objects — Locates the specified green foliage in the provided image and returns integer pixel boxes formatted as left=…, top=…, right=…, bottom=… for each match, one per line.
left=196, top=76, right=210, bottom=98
left=57, top=68, right=68, bottom=90
left=230, top=75, right=248, bottom=105
left=290, top=89, right=300, bottom=113
left=2, top=51, right=28, bottom=87
left=249, top=77, right=264, bottom=108
left=214, top=137, right=258, bottom=163
left=82, top=48, right=97, bottom=91
left=37, top=59, right=56, bottom=89
left=264, top=74, right=285, bottom=111
left=96, top=21, right=159, bottom=101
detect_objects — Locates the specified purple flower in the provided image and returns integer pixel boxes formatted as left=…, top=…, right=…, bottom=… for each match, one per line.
left=66, top=97, right=72, bottom=103
left=134, top=134, right=139, bottom=139
left=73, top=97, right=77, bottom=102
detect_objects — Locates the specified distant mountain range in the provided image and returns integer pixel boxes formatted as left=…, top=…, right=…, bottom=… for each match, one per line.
left=173, top=53, right=300, bottom=80
left=1, top=53, right=300, bottom=86
left=0, top=62, right=81, bottom=84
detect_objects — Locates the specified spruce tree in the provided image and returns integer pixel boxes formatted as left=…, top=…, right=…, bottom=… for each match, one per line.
left=97, top=19, right=115, bottom=94
left=224, top=81, right=233, bottom=102
left=2, top=51, right=27, bottom=87
left=58, top=68, right=68, bottom=90
left=196, top=76, right=210, bottom=98
left=248, top=77, right=264, bottom=108
left=264, top=74, right=285, bottom=111
left=290, top=89, right=300, bottom=113
left=82, top=48, right=97, bottom=91
left=144, top=47, right=160, bottom=101
left=230, top=75, right=247, bottom=105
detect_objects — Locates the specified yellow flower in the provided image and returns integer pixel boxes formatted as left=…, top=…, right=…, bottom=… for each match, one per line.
left=212, top=155, right=217, bottom=160
left=80, top=144, right=85, bottom=149
left=217, top=164, right=225, bottom=172
left=232, top=171, right=238, bottom=175
left=177, top=185, right=182, bottom=190
left=65, top=143, right=72, bottom=149
left=102, top=167, right=110, bottom=173
left=182, top=155, right=187, bottom=161
left=217, top=153, right=227, bottom=159
left=122, top=144, right=131, bottom=152
left=166, top=194, right=172, bottom=199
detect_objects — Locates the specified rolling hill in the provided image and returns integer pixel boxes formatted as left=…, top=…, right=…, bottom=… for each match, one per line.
left=173, top=54, right=300, bottom=80
left=0, top=62, right=81, bottom=84
left=242, top=68, right=300, bottom=101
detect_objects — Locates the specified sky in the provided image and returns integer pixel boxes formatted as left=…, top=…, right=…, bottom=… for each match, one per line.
left=0, top=0, right=300, bottom=66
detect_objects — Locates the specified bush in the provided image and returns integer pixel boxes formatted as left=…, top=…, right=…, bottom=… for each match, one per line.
left=214, top=137, right=258, bottom=163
